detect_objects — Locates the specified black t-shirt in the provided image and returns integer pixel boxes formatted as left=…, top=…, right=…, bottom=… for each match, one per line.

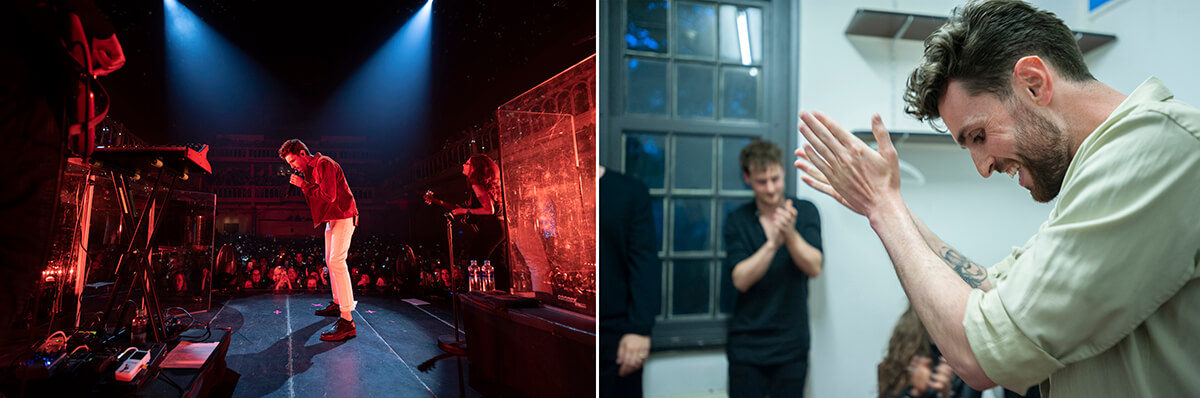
left=723, top=197, right=822, bottom=364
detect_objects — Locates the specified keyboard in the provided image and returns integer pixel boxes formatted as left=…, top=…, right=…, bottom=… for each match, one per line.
left=92, top=144, right=212, bottom=174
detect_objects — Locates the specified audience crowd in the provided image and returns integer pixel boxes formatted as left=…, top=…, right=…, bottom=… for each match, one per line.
left=214, top=234, right=461, bottom=296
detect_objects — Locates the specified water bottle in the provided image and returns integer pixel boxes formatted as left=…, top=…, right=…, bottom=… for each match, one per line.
left=130, top=306, right=147, bottom=346
left=468, top=260, right=479, bottom=291
left=512, top=264, right=531, bottom=293
left=482, top=260, right=494, bottom=291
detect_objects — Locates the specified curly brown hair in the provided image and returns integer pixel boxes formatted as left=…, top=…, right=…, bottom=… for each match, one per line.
left=878, top=305, right=933, bottom=398
left=739, top=138, right=782, bottom=175
left=903, top=0, right=1095, bottom=128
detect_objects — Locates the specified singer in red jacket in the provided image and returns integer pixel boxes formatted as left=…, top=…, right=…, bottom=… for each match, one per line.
left=280, top=139, right=359, bottom=341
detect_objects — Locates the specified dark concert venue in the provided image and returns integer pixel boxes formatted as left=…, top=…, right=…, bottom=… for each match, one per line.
left=0, top=0, right=596, bottom=396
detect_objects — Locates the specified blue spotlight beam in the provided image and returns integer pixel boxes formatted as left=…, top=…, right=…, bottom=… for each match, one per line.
left=317, top=0, right=432, bottom=144
left=164, top=0, right=282, bottom=140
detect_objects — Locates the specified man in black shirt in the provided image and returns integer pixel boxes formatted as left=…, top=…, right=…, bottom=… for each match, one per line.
left=724, top=139, right=823, bottom=397
left=598, top=165, right=661, bottom=398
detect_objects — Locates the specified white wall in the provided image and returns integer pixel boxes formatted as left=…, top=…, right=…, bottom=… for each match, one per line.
left=1057, top=0, right=1200, bottom=104
left=798, top=1, right=1200, bottom=397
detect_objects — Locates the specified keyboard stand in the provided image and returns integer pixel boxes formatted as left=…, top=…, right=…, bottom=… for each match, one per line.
left=98, top=166, right=182, bottom=343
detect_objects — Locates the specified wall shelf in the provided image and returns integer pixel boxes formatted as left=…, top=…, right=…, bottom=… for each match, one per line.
left=851, top=130, right=954, bottom=145
left=845, top=8, right=1116, bottom=54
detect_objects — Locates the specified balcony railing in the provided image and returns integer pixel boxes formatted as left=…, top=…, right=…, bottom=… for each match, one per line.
left=210, top=146, right=378, bottom=164
left=212, top=185, right=376, bottom=203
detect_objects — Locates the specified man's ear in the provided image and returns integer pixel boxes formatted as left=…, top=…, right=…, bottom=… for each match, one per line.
left=1012, top=56, right=1053, bottom=107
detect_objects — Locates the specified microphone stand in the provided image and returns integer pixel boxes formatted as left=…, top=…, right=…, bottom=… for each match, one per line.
left=434, top=212, right=467, bottom=398
left=438, top=212, right=465, bottom=352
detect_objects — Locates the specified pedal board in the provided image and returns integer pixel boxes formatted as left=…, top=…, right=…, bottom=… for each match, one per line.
left=14, top=352, right=68, bottom=380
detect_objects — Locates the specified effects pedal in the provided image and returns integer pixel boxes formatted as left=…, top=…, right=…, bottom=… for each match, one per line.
left=15, top=352, right=67, bottom=380
left=15, top=331, right=71, bottom=379
left=114, top=349, right=150, bottom=382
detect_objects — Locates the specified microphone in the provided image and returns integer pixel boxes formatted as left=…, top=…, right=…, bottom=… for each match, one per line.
left=285, top=169, right=303, bottom=197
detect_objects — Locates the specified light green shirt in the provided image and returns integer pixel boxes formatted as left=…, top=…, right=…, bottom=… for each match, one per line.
left=963, top=77, right=1200, bottom=397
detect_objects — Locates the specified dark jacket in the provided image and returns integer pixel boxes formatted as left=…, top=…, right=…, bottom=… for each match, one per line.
left=598, top=170, right=661, bottom=359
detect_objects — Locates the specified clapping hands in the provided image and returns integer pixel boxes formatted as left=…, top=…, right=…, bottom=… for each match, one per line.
left=763, top=199, right=798, bottom=247
left=794, top=111, right=902, bottom=219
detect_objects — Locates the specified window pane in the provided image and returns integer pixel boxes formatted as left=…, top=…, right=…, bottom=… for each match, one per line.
left=673, top=135, right=713, bottom=190
left=675, top=2, right=716, bottom=58
left=624, top=131, right=666, bottom=189
left=671, top=259, right=712, bottom=316
left=676, top=64, right=715, bottom=118
left=720, top=136, right=752, bottom=191
left=626, top=58, right=668, bottom=115
left=672, top=198, right=711, bottom=251
left=721, top=66, right=760, bottom=120
left=626, top=0, right=669, bottom=53
left=719, top=6, right=763, bottom=65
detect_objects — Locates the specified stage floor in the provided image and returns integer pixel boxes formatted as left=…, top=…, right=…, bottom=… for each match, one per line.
left=204, top=292, right=481, bottom=398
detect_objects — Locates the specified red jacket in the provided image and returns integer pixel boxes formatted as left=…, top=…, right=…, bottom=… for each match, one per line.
left=301, top=153, right=358, bottom=227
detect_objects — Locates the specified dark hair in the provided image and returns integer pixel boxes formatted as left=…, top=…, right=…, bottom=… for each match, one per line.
left=466, top=154, right=502, bottom=202
left=278, top=139, right=310, bottom=159
left=903, top=0, right=1094, bottom=126
left=739, top=139, right=782, bottom=175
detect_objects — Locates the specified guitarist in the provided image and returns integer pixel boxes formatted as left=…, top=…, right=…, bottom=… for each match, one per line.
left=423, top=190, right=479, bottom=233
left=451, top=155, right=508, bottom=292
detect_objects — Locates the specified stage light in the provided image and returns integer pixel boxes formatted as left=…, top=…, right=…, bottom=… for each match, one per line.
left=163, top=0, right=281, bottom=141
left=315, top=0, right=433, bottom=146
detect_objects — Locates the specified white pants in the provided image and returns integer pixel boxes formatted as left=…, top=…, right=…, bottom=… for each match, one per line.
left=325, top=217, right=356, bottom=313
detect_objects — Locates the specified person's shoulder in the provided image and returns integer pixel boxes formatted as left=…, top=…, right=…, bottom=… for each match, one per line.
left=1108, top=80, right=1200, bottom=143
left=725, top=200, right=756, bottom=220
left=1144, top=99, right=1200, bottom=141
left=314, top=153, right=343, bottom=168
left=601, top=169, right=650, bottom=193
left=1084, top=101, right=1200, bottom=165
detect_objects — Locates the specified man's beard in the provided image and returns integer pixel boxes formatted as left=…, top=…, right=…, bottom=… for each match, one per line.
left=1011, top=103, right=1071, bottom=203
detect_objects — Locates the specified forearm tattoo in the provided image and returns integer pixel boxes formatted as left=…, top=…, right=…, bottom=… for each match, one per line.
left=939, top=246, right=987, bottom=288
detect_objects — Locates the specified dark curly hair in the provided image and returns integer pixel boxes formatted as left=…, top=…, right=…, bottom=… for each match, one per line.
left=903, top=0, right=1095, bottom=128
left=278, top=139, right=310, bottom=159
left=466, top=154, right=502, bottom=204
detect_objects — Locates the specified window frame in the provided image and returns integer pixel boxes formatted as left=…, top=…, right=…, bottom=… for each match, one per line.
left=600, top=0, right=800, bottom=350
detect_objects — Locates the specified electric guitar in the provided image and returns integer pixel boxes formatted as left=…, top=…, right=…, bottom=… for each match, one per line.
left=424, top=190, right=478, bottom=232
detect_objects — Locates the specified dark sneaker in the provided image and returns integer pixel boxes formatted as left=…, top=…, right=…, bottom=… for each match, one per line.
left=314, top=302, right=340, bottom=316
left=320, top=318, right=356, bottom=341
